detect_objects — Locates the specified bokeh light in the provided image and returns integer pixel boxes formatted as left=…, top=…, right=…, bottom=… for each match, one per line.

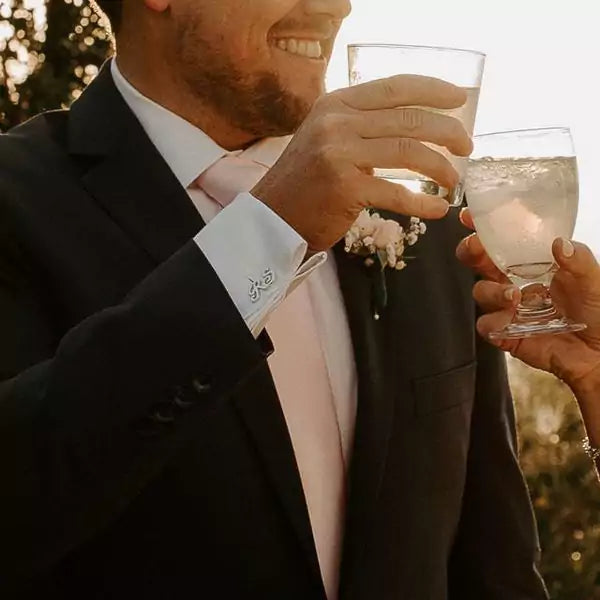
left=0, top=0, right=110, bottom=128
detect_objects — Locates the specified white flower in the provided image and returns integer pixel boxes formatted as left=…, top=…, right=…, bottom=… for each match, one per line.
left=344, top=227, right=360, bottom=252
left=372, top=220, right=402, bottom=249
left=344, top=209, right=426, bottom=275
left=355, top=209, right=378, bottom=237
left=386, top=243, right=397, bottom=268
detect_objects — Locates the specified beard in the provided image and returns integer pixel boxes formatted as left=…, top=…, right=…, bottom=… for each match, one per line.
left=175, top=20, right=317, bottom=139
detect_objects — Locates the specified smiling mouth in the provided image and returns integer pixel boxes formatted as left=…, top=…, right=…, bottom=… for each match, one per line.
left=271, top=38, right=324, bottom=60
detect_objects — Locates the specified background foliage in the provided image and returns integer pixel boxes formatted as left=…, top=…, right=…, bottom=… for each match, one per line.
left=1, top=2, right=600, bottom=596
left=510, top=357, right=600, bottom=599
left=0, top=0, right=110, bottom=130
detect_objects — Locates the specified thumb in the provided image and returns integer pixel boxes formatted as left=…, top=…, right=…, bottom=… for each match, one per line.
left=553, top=238, right=600, bottom=279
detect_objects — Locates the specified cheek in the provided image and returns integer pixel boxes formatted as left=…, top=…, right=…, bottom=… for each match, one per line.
left=226, top=21, right=273, bottom=64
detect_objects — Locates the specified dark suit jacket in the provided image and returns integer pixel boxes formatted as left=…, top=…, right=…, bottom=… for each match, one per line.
left=0, top=64, right=547, bottom=599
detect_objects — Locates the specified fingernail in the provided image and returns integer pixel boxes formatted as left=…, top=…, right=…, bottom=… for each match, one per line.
left=561, top=238, right=575, bottom=258
left=504, top=287, right=517, bottom=302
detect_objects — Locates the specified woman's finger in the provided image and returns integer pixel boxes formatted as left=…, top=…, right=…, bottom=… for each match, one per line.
left=473, top=280, right=520, bottom=313
left=459, top=207, right=474, bottom=230
left=456, top=233, right=507, bottom=283
left=476, top=309, right=516, bottom=341
left=553, top=238, right=600, bottom=281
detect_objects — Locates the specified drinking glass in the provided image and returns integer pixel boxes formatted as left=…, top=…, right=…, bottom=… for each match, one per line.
left=347, top=43, right=486, bottom=207
left=465, top=127, right=586, bottom=339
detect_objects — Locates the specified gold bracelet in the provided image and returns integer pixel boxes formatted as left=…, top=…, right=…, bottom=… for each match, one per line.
left=582, top=437, right=600, bottom=461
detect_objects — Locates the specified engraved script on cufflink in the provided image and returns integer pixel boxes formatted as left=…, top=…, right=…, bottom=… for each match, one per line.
left=249, top=268, right=275, bottom=303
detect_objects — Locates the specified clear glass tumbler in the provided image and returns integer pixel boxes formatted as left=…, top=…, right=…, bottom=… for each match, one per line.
left=348, top=43, right=486, bottom=207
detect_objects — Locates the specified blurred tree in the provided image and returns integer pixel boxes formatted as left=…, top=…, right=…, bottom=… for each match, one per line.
left=0, top=0, right=111, bottom=131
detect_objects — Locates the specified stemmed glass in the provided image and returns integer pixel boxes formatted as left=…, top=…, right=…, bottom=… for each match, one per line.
left=465, top=127, right=587, bottom=339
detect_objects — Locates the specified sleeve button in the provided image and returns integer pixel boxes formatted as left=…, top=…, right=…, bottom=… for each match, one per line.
left=192, top=378, right=211, bottom=394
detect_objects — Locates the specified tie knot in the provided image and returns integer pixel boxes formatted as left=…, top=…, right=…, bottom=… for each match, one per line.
left=195, top=154, right=269, bottom=209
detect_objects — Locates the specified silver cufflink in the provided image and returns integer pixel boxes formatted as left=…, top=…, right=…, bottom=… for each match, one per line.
left=248, top=268, right=275, bottom=303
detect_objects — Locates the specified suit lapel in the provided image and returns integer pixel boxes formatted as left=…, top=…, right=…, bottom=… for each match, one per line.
left=333, top=243, right=395, bottom=594
left=68, top=63, right=322, bottom=590
left=69, top=65, right=204, bottom=264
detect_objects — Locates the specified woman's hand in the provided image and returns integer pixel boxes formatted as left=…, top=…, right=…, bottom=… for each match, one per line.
left=456, top=208, right=600, bottom=397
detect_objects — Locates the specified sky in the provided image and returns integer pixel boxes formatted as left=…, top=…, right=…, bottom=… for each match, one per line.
left=326, top=0, right=600, bottom=253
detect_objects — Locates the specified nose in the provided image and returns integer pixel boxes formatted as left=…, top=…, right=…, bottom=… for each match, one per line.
left=304, top=0, right=352, bottom=20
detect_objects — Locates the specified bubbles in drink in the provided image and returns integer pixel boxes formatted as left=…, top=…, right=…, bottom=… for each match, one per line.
left=466, top=156, right=578, bottom=281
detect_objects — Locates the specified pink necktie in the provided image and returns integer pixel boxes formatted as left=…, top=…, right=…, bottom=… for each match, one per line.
left=195, top=154, right=268, bottom=208
left=194, top=153, right=345, bottom=600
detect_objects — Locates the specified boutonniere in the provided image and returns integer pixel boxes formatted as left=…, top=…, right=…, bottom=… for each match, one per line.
left=344, top=209, right=427, bottom=319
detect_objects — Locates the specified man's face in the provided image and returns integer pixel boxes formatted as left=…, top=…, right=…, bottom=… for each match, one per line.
left=168, top=0, right=351, bottom=138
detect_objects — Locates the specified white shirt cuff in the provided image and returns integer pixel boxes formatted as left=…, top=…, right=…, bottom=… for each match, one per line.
left=194, top=192, right=326, bottom=337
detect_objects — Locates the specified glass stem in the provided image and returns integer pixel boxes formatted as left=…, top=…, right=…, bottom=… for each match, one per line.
left=514, top=282, right=558, bottom=324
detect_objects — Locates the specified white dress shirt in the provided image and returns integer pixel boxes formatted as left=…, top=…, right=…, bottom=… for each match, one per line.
left=111, top=59, right=358, bottom=569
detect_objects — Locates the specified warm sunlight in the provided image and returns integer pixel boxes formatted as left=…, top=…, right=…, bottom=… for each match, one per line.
left=328, top=0, right=600, bottom=253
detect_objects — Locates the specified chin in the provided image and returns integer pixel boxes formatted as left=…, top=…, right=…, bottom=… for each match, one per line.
left=293, top=89, right=323, bottom=111
left=283, top=78, right=326, bottom=109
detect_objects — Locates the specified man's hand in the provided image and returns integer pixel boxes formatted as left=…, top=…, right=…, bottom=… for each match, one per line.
left=456, top=208, right=600, bottom=395
left=252, top=74, right=472, bottom=253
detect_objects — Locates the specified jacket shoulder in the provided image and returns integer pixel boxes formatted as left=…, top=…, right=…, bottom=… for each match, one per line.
left=0, top=110, right=71, bottom=180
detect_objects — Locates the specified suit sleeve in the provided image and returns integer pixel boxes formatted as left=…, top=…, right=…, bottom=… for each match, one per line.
left=447, top=334, right=549, bottom=599
left=0, top=225, right=270, bottom=579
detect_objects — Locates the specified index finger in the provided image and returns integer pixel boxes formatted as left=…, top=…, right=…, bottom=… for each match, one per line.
left=340, top=74, right=468, bottom=111
left=456, top=233, right=507, bottom=283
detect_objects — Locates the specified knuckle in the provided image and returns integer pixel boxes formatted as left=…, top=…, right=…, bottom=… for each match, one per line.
left=342, top=201, right=360, bottom=221
left=314, top=113, right=348, bottom=141
left=381, top=77, right=398, bottom=102
left=396, top=137, right=418, bottom=158
left=318, top=142, right=342, bottom=166
left=400, top=108, right=424, bottom=132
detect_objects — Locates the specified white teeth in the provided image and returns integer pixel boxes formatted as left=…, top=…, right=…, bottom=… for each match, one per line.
left=306, top=41, right=321, bottom=58
left=287, top=38, right=298, bottom=54
left=273, top=38, right=322, bottom=59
